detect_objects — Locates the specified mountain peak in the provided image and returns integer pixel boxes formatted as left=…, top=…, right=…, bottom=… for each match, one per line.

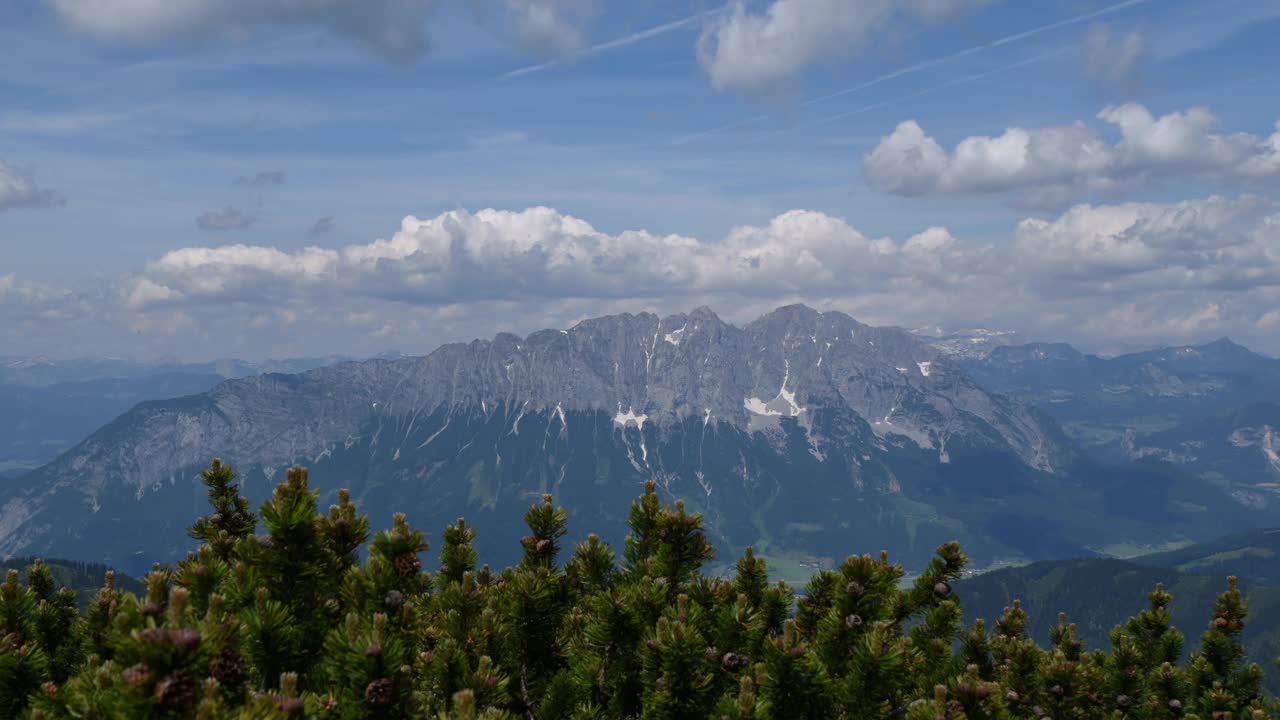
left=1198, top=337, right=1250, bottom=353
left=0, top=302, right=1079, bottom=569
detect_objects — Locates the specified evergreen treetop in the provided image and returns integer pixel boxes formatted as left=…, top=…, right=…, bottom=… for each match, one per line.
left=0, top=457, right=1276, bottom=719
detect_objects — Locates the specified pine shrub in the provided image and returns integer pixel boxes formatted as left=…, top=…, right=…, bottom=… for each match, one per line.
left=0, top=461, right=1276, bottom=719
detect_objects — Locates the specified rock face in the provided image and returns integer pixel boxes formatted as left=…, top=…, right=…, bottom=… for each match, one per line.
left=1, top=305, right=1266, bottom=574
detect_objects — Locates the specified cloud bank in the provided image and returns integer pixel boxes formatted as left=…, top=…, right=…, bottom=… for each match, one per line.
left=864, top=103, right=1280, bottom=206
left=4, top=198, right=1277, bottom=359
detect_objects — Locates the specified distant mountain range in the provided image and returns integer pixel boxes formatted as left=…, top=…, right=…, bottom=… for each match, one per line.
left=2, top=305, right=1275, bottom=579
left=910, top=327, right=1024, bottom=361
left=0, top=354, right=405, bottom=387
left=950, top=337, right=1280, bottom=502
left=0, top=353, right=401, bottom=473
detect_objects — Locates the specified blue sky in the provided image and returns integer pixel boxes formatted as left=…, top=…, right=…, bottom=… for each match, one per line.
left=2, top=0, right=1279, bottom=361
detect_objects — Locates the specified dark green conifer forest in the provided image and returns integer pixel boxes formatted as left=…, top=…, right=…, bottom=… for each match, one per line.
left=1, top=458, right=1276, bottom=719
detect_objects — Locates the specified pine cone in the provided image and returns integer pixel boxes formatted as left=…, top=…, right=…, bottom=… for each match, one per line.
left=212, top=647, right=247, bottom=686
left=1005, top=690, right=1019, bottom=704
left=933, top=581, right=952, bottom=598
left=154, top=671, right=197, bottom=710
left=384, top=590, right=406, bottom=611
left=141, top=602, right=163, bottom=619
left=170, top=627, right=202, bottom=652
left=847, top=581, right=865, bottom=597
left=365, top=677, right=394, bottom=706
left=122, top=663, right=152, bottom=689
left=366, top=643, right=384, bottom=658
left=1116, top=694, right=1133, bottom=708
left=1168, top=699, right=1183, bottom=711
left=392, top=552, right=421, bottom=578
left=845, top=614, right=863, bottom=628
left=722, top=652, right=750, bottom=671
left=535, top=538, right=551, bottom=554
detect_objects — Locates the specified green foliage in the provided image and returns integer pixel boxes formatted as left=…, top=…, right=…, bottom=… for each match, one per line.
left=2, top=458, right=1279, bottom=719
left=186, top=458, right=257, bottom=561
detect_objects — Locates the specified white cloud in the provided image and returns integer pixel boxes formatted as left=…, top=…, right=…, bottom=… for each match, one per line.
left=141, top=207, right=902, bottom=306
left=1014, top=196, right=1279, bottom=291
left=696, top=0, right=990, bottom=94
left=7, top=197, right=1280, bottom=358
left=0, top=161, right=66, bottom=212
left=1084, top=22, right=1145, bottom=90
left=865, top=104, right=1280, bottom=205
left=123, top=278, right=184, bottom=309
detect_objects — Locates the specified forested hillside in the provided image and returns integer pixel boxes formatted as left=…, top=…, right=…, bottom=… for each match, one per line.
left=957, top=557, right=1280, bottom=694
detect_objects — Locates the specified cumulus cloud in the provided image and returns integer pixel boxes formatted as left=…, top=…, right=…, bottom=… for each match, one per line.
left=697, top=0, right=990, bottom=94
left=864, top=103, right=1280, bottom=206
left=309, top=216, right=337, bottom=235
left=9, top=198, right=1280, bottom=359
left=1013, top=196, right=1279, bottom=292
left=1084, top=23, right=1145, bottom=91
left=235, top=171, right=286, bottom=187
left=133, top=198, right=1280, bottom=341
left=0, top=161, right=66, bottom=213
left=196, top=206, right=256, bottom=231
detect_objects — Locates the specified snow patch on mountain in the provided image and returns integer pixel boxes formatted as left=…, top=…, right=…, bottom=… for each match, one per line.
left=614, top=406, right=648, bottom=430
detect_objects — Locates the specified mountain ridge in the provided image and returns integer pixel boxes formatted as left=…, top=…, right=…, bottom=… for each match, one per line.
left=1, top=304, right=1272, bottom=575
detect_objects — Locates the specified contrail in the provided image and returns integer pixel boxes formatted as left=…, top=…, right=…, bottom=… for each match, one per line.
left=746, top=49, right=1066, bottom=144
left=672, top=0, right=1155, bottom=145
left=500, top=9, right=720, bottom=80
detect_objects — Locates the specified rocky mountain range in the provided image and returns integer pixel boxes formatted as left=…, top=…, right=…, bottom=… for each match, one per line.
left=0, top=353, right=402, bottom=472
left=1, top=305, right=1274, bottom=577
left=955, top=338, right=1280, bottom=501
